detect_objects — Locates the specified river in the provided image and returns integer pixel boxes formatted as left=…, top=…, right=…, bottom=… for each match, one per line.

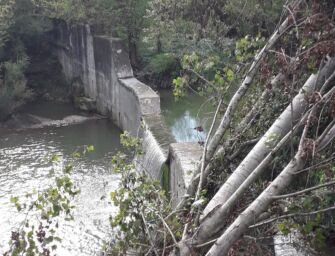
left=160, top=90, right=214, bottom=142
left=0, top=101, right=121, bottom=255
left=0, top=91, right=208, bottom=255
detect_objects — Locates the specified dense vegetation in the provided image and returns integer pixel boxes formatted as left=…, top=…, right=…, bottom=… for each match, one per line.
left=1, top=0, right=335, bottom=255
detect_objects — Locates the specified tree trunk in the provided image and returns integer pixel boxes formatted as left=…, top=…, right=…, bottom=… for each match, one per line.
left=174, top=58, right=335, bottom=255
left=156, top=33, right=162, bottom=54
left=175, top=11, right=296, bottom=210
left=202, top=58, right=335, bottom=219
left=205, top=114, right=335, bottom=256
left=233, top=73, right=284, bottom=136
left=205, top=10, right=295, bottom=163
left=128, top=32, right=139, bottom=68
left=177, top=74, right=283, bottom=209
left=205, top=153, right=306, bottom=256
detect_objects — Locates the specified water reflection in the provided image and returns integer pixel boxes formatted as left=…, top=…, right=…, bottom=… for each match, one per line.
left=160, top=90, right=214, bottom=142
left=170, top=110, right=205, bottom=142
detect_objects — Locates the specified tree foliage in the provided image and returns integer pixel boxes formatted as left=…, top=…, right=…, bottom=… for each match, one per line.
left=2, top=0, right=335, bottom=255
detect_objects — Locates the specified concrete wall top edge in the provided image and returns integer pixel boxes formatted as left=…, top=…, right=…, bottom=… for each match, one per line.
left=169, top=142, right=202, bottom=187
left=119, top=78, right=159, bottom=99
left=169, top=142, right=203, bottom=160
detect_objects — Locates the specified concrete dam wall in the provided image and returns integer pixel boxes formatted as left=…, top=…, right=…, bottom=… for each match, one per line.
left=55, top=22, right=202, bottom=206
left=56, top=23, right=157, bottom=134
left=54, top=24, right=310, bottom=254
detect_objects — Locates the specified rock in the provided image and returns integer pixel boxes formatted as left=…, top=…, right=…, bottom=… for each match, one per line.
left=74, top=96, right=97, bottom=112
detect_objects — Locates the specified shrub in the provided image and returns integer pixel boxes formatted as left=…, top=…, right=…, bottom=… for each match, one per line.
left=0, top=52, right=32, bottom=120
left=142, top=53, right=180, bottom=87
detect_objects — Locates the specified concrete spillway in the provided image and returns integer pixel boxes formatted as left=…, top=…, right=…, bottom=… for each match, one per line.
left=54, top=22, right=322, bottom=256
left=55, top=22, right=202, bottom=200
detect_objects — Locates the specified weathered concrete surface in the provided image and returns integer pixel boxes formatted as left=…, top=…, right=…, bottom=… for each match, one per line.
left=274, top=232, right=315, bottom=256
left=74, top=96, right=96, bottom=112
left=169, top=142, right=202, bottom=207
left=56, top=23, right=161, bottom=135
left=118, top=78, right=161, bottom=135
left=55, top=22, right=207, bottom=205
left=55, top=22, right=174, bottom=181
left=111, top=39, right=133, bottom=79
left=55, top=22, right=207, bottom=207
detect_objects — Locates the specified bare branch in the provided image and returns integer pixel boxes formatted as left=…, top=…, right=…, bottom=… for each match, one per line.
left=157, top=213, right=178, bottom=246
left=317, top=123, right=335, bottom=152
left=141, top=212, right=159, bottom=256
left=195, top=99, right=223, bottom=206
left=273, top=180, right=335, bottom=200
left=227, top=138, right=260, bottom=161
left=295, top=154, right=335, bottom=174
left=250, top=206, right=335, bottom=229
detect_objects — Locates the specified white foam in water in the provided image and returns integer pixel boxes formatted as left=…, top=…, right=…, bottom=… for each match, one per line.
left=137, top=128, right=167, bottom=180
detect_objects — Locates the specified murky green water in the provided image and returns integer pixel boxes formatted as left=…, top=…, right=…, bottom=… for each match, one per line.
left=160, top=90, right=214, bottom=142
left=0, top=101, right=121, bottom=255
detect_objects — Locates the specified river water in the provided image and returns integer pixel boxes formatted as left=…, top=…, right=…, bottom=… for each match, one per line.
left=0, top=91, right=208, bottom=255
left=160, top=90, right=214, bottom=142
left=0, top=101, right=121, bottom=255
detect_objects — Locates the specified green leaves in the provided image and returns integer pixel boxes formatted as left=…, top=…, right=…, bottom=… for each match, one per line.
left=172, top=47, right=239, bottom=102
left=120, top=132, right=140, bottom=148
left=106, top=133, right=182, bottom=254
left=50, top=154, right=60, bottom=162
left=86, top=145, right=94, bottom=152
left=225, top=68, right=235, bottom=82
left=172, top=76, right=186, bottom=99
left=5, top=152, right=82, bottom=255
left=10, top=196, right=22, bottom=211
left=235, top=35, right=265, bottom=63
left=277, top=222, right=290, bottom=236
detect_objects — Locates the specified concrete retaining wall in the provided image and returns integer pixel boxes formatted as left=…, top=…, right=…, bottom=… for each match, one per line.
left=169, top=142, right=202, bottom=207
left=55, top=23, right=314, bottom=254
left=56, top=23, right=160, bottom=134
left=55, top=22, right=199, bottom=203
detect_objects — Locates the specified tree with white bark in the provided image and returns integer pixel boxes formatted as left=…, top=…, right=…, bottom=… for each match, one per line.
left=171, top=1, right=335, bottom=255
left=105, top=1, right=335, bottom=255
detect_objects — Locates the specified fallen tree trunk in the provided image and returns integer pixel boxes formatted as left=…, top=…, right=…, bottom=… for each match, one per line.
left=204, top=110, right=335, bottom=256
left=202, top=58, right=335, bottom=219
left=206, top=153, right=306, bottom=256
left=194, top=68, right=335, bottom=247
left=175, top=73, right=284, bottom=211
left=233, top=73, right=285, bottom=136
left=177, top=59, right=335, bottom=254
left=175, top=2, right=300, bottom=213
